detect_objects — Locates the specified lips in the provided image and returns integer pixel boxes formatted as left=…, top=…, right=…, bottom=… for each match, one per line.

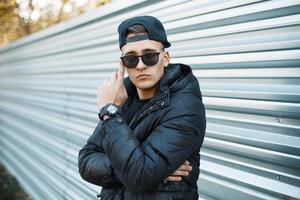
left=136, top=74, right=150, bottom=78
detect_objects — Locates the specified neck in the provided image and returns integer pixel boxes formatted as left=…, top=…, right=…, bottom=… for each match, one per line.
left=137, top=87, right=157, bottom=100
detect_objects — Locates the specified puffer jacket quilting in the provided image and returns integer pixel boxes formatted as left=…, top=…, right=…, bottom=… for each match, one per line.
left=78, top=63, right=206, bottom=200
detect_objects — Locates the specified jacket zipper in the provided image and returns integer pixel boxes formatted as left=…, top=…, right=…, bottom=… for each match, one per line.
left=129, top=92, right=168, bottom=129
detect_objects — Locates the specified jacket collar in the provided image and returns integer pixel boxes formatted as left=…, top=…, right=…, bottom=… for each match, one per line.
left=124, top=63, right=194, bottom=99
left=122, top=63, right=197, bottom=128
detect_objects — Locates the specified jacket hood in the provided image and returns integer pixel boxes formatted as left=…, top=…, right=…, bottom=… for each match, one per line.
left=124, top=63, right=202, bottom=100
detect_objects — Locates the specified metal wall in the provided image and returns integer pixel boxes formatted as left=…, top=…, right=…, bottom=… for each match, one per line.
left=0, top=0, right=300, bottom=199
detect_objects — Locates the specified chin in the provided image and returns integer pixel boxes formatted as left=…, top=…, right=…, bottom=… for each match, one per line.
left=135, top=81, right=157, bottom=90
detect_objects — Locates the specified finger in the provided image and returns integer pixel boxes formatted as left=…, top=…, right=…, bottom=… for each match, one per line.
left=111, top=72, right=117, bottom=82
left=117, top=62, right=125, bottom=84
left=171, top=170, right=189, bottom=176
left=184, top=160, right=190, bottom=165
left=119, top=59, right=125, bottom=68
left=165, top=176, right=182, bottom=182
left=177, top=165, right=192, bottom=171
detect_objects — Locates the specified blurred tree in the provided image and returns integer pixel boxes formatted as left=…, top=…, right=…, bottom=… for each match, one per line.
left=0, top=0, right=111, bottom=46
left=0, top=0, right=24, bottom=45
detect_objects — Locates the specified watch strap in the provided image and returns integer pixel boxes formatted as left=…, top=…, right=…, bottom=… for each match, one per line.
left=98, top=103, right=120, bottom=121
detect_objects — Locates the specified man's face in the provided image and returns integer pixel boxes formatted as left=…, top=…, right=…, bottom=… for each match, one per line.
left=121, top=38, right=170, bottom=93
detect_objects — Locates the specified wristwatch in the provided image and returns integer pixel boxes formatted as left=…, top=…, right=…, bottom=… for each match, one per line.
left=98, top=103, right=120, bottom=121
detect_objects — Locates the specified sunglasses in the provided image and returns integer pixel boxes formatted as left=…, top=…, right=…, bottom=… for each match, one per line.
left=120, top=51, right=162, bottom=68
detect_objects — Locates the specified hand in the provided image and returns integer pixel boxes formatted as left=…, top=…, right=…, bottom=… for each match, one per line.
left=114, top=61, right=128, bottom=106
left=97, top=62, right=128, bottom=109
left=164, top=160, right=192, bottom=183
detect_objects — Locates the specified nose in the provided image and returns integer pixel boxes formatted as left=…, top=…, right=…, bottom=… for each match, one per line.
left=135, top=57, right=147, bottom=70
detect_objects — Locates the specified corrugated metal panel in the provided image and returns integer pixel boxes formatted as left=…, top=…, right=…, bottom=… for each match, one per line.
left=0, top=0, right=299, bottom=199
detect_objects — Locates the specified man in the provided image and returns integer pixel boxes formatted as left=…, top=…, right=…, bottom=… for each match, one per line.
left=78, top=16, right=206, bottom=200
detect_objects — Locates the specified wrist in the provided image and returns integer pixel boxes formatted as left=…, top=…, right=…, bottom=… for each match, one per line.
left=98, top=103, right=120, bottom=121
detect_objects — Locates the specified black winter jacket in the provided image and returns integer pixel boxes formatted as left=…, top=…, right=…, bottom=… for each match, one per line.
left=78, top=63, right=206, bottom=200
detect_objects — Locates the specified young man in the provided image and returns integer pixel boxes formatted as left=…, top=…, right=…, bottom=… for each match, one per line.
left=78, top=16, right=206, bottom=200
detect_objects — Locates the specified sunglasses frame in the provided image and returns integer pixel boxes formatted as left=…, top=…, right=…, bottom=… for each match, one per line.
left=120, top=50, right=164, bottom=68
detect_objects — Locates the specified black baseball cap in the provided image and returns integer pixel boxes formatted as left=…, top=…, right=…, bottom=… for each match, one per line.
left=118, top=15, right=171, bottom=49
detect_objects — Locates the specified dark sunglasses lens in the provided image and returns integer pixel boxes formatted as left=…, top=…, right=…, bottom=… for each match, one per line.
left=142, top=53, right=159, bottom=66
left=122, top=55, right=139, bottom=68
left=121, top=52, right=160, bottom=68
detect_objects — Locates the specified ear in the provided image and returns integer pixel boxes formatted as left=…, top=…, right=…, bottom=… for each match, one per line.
left=163, top=51, right=170, bottom=67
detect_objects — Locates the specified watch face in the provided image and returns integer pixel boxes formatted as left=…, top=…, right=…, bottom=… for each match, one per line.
left=107, top=104, right=118, bottom=114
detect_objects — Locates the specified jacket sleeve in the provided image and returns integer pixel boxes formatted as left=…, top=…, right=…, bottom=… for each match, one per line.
left=78, top=121, right=122, bottom=188
left=102, top=101, right=206, bottom=192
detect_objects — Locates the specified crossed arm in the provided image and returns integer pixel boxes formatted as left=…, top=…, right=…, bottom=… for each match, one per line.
left=78, top=122, right=121, bottom=187
left=78, top=119, right=194, bottom=188
left=99, top=108, right=204, bottom=192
